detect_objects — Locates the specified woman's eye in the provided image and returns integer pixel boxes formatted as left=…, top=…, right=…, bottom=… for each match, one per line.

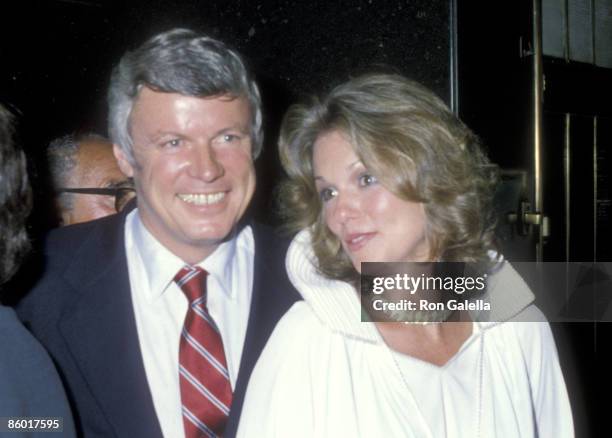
left=319, top=187, right=337, bottom=202
left=358, top=173, right=378, bottom=187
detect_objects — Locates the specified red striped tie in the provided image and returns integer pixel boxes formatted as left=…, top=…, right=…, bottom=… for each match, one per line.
left=175, top=266, right=232, bottom=438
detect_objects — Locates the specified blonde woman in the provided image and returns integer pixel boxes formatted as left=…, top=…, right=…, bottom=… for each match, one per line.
left=237, top=74, right=573, bottom=437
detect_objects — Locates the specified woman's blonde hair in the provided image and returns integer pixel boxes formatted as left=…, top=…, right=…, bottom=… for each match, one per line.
left=279, top=73, right=499, bottom=282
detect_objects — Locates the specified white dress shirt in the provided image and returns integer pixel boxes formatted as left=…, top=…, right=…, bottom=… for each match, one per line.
left=124, top=210, right=254, bottom=438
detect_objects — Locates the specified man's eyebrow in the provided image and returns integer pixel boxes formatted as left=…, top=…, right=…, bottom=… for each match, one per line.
left=146, top=131, right=184, bottom=142
left=213, top=125, right=250, bottom=136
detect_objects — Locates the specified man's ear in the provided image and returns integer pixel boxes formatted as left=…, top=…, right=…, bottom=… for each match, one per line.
left=113, top=144, right=134, bottom=178
left=60, top=209, right=73, bottom=227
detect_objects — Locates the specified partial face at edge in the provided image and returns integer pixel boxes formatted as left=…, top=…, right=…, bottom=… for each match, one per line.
left=312, top=130, right=430, bottom=272
left=65, top=139, right=128, bottom=225
left=114, top=88, right=256, bottom=264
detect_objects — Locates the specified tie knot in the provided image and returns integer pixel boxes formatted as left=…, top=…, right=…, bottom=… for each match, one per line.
left=174, top=266, right=207, bottom=303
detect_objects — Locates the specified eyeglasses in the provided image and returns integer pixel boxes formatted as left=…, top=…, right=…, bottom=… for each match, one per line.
left=57, top=186, right=136, bottom=212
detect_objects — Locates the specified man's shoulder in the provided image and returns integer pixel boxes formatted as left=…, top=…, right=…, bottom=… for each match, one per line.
left=249, top=222, right=297, bottom=287
left=44, top=213, right=124, bottom=257
left=245, top=221, right=301, bottom=302
left=35, top=213, right=128, bottom=281
left=250, top=222, right=293, bottom=258
left=16, top=213, right=127, bottom=319
left=41, top=222, right=97, bottom=265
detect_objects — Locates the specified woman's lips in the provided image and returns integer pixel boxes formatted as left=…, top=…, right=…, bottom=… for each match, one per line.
left=343, top=232, right=376, bottom=253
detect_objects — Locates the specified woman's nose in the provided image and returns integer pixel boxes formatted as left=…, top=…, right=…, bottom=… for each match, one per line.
left=328, top=192, right=361, bottom=228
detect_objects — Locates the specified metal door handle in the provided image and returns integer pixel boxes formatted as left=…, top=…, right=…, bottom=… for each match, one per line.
left=506, top=200, right=546, bottom=236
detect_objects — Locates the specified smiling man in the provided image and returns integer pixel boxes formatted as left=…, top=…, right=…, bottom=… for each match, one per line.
left=17, top=29, right=299, bottom=438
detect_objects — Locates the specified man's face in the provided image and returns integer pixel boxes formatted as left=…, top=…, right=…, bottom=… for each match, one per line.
left=65, top=139, right=129, bottom=225
left=114, top=88, right=256, bottom=264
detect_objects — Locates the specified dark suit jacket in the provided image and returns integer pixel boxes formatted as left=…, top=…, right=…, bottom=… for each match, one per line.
left=16, top=207, right=300, bottom=438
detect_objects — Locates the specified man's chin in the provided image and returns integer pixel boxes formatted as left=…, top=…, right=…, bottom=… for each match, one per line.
left=181, top=224, right=238, bottom=246
left=169, top=232, right=233, bottom=264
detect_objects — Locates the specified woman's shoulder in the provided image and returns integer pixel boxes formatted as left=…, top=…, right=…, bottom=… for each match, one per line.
left=0, top=304, right=57, bottom=377
left=262, top=300, right=328, bottom=354
left=487, top=304, right=550, bottom=332
left=0, top=305, right=73, bottom=423
left=0, top=302, right=20, bottom=325
left=0, top=304, right=41, bottom=351
left=485, top=304, right=558, bottom=359
left=239, top=301, right=329, bottom=437
left=249, top=299, right=340, bottom=388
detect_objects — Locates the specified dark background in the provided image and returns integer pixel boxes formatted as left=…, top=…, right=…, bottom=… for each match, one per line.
left=0, top=0, right=451, bottom=231
left=1, top=0, right=605, bottom=436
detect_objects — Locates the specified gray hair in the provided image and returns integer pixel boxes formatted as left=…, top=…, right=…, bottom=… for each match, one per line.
left=47, top=133, right=110, bottom=212
left=108, top=28, right=263, bottom=164
left=47, top=134, right=79, bottom=212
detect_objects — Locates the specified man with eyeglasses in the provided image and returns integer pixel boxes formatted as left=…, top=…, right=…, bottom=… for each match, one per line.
left=47, top=133, right=135, bottom=226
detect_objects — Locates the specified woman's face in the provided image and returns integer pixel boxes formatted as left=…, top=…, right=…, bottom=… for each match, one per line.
left=312, top=130, right=430, bottom=273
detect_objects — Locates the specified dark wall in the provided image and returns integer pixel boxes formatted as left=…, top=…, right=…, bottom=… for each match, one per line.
left=1, top=0, right=451, bottom=229
left=1, top=2, right=603, bottom=435
left=457, top=2, right=608, bottom=435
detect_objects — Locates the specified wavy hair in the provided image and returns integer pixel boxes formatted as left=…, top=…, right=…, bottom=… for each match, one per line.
left=278, top=74, right=499, bottom=282
left=0, top=105, right=32, bottom=285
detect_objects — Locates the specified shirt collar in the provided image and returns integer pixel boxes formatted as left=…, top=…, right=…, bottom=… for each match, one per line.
left=286, top=229, right=535, bottom=342
left=131, top=210, right=237, bottom=301
left=200, top=230, right=238, bottom=300
left=286, top=230, right=382, bottom=343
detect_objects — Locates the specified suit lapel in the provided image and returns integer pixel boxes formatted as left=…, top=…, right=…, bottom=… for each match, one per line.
left=224, top=223, right=300, bottom=437
left=58, top=213, right=163, bottom=438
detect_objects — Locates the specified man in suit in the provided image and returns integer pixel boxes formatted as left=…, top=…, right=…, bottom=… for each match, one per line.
left=17, top=29, right=299, bottom=438
left=47, top=133, right=134, bottom=226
